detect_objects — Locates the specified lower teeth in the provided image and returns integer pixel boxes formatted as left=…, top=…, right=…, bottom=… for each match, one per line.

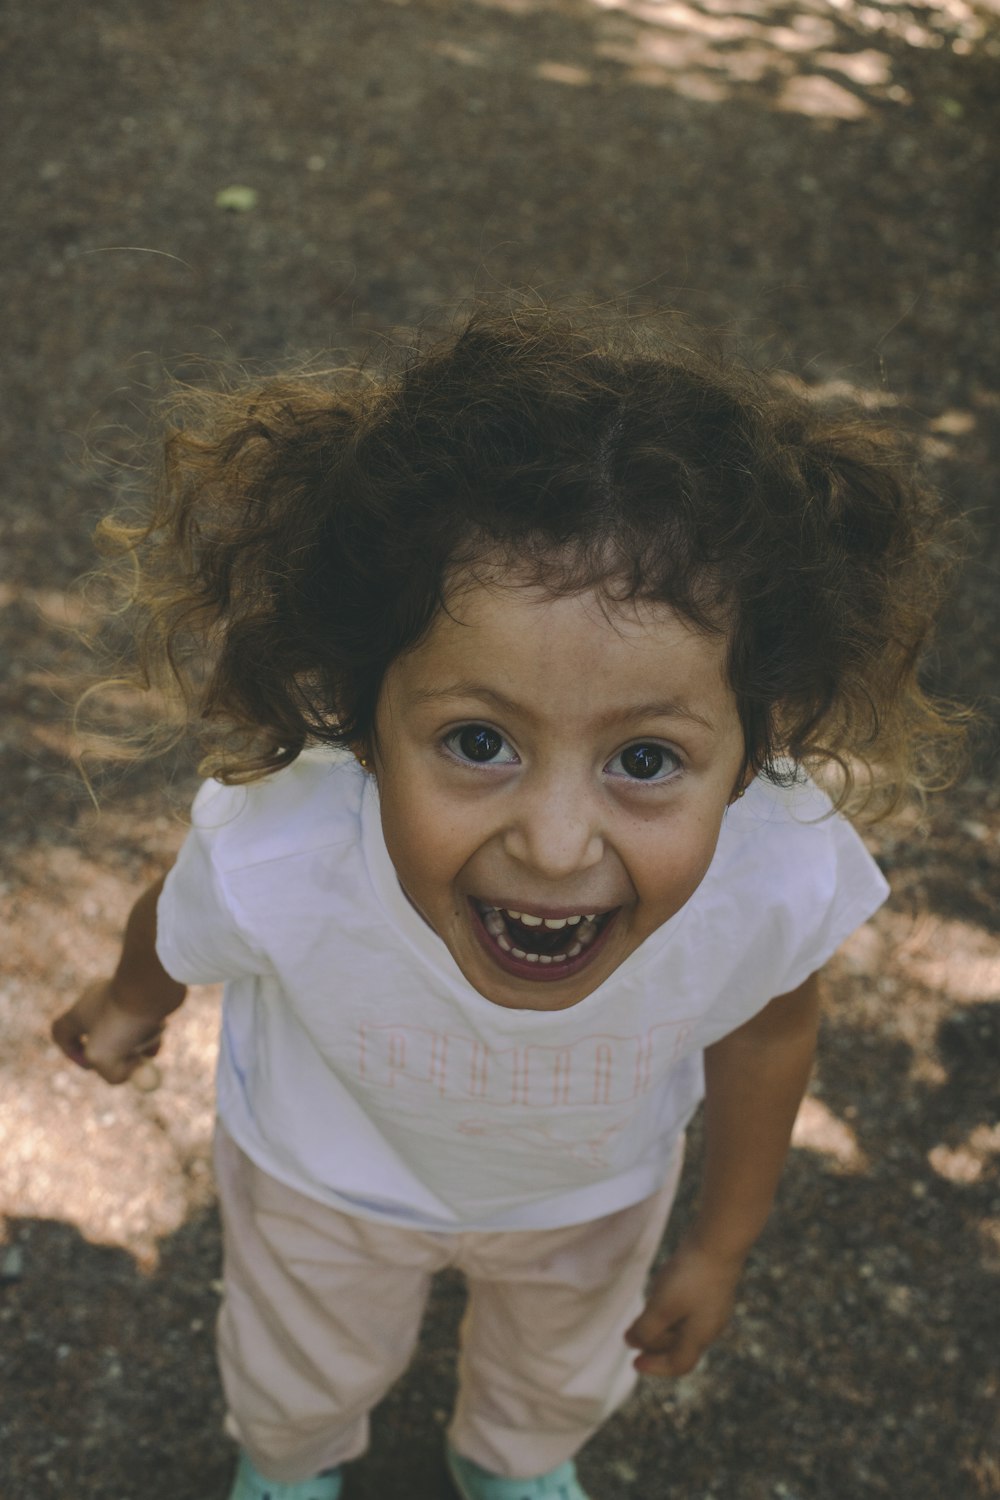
left=512, top=946, right=565, bottom=963
left=480, top=906, right=603, bottom=965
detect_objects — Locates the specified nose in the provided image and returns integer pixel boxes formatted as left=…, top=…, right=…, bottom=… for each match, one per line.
left=502, top=768, right=605, bottom=881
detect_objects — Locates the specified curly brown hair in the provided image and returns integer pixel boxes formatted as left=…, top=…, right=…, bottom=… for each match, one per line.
left=86, top=305, right=964, bottom=814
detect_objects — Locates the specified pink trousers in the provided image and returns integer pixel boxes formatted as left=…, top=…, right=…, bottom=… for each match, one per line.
left=213, top=1127, right=683, bottom=1483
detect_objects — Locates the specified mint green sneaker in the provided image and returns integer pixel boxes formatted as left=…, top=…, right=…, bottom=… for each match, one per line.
left=228, top=1448, right=343, bottom=1500
left=446, top=1442, right=592, bottom=1500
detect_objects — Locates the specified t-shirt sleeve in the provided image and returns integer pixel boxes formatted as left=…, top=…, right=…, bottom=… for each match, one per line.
left=691, top=786, right=891, bottom=1050
left=772, top=810, right=890, bottom=999
left=155, top=781, right=269, bottom=985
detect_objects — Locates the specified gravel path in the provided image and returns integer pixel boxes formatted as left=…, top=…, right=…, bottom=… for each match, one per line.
left=2, top=3, right=998, bottom=1496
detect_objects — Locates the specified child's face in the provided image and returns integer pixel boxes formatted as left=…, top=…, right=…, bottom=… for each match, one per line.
left=372, top=577, right=747, bottom=1011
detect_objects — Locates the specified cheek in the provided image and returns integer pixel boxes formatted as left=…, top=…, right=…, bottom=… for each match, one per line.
left=637, top=822, right=720, bottom=913
left=380, top=790, right=467, bottom=900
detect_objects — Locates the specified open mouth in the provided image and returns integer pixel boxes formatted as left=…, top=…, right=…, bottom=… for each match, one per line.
left=471, top=899, right=618, bottom=981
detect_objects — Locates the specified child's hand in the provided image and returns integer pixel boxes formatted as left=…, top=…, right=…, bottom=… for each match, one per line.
left=51, top=980, right=167, bottom=1086
left=624, top=1237, right=745, bottom=1378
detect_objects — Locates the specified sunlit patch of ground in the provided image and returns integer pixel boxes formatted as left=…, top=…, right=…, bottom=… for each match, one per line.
left=3, top=0, right=998, bottom=1491
left=457, top=0, right=1000, bottom=117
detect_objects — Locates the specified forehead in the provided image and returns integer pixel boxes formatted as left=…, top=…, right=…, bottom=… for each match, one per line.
left=388, top=577, right=736, bottom=728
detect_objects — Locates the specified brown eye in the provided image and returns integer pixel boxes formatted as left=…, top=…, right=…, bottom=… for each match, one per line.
left=445, top=725, right=517, bottom=765
left=621, top=744, right=664, bottom=779
left=460, top=726, right=502, bottom=761
left=606, top=743, right=680, bottom=782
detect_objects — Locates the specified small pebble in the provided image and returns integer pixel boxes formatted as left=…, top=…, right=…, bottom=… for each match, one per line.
left=131, top=1060, right=162, bottom=1093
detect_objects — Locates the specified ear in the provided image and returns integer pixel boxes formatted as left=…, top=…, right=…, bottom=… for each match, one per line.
left=350, top=743, right=375, bottom=774
left=728, top=765, right=755, bottom=804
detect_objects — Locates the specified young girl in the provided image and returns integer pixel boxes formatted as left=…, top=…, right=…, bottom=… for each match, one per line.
left=53, top=308, right=958, bottom=1500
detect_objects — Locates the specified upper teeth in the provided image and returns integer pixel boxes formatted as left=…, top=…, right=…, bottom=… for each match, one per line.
left=505, top=910, right=589, bottom=929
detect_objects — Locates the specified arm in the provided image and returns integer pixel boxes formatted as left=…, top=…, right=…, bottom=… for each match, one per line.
left=51, top=871, right=188, bottom=1085
left=625, top=969, right=821, bottom=1376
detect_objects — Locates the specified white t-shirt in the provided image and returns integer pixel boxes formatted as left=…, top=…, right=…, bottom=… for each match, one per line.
left=156, top=750, right=888, bottom=1232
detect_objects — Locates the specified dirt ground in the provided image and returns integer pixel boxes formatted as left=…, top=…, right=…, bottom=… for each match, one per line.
left=2, top=1, right=999, bottom=1497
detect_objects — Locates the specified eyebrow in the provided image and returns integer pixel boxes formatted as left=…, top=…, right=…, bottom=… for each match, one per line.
left=408, top=682, right=718, bottom=734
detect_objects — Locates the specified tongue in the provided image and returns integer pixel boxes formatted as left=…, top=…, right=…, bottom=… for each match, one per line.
left=505, top=916, right=576, bottom=956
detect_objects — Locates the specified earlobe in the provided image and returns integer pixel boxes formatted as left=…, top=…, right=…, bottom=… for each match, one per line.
left=728, top=768, right=754, bottom=804
left=351, top=744, right=374, bottom=774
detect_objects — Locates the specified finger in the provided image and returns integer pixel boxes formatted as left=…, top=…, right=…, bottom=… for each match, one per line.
left=84, top=1050, right=135, bottom=1085
left=633, top=1344, right=702, bottom=1378
left=633, top=1319, right=707, bottom=1377
left=626, top=1314, right=681, bottom=1357
left=51, top=1016, right=91, bottom=1069
left=81, top=1032, right=149, bottom=1085
left=625, top=1302, right=684, bottom=1348
left=85, top=1018, right=164, bottom=1080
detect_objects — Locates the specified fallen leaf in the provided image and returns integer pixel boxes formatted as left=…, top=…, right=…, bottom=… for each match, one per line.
left=215, top=184, right=259, bottom=212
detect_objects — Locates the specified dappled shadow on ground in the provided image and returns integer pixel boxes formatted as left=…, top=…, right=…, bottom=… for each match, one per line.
left=3, top=0, right=999, bottom=1495
left=3, top=988, right=996, bottom=1500
left=0, top=1202, right=464, bottom=1500
left=1, top=1212, right=230, bottom=1500
left=442, top=0, right=998, bottom=121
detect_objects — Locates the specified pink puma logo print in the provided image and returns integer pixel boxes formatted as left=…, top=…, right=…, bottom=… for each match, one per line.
left=357, top=1020, right=694, bottom=1108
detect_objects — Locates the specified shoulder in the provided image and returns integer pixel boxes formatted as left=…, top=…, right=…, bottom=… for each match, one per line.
left=188, top=747, right=365, bottom=873
left=707, top=771, right=888, bottom=924
left=664, top=772, right=889, bottom=1022
left=719, top=772, right=864, bottom=862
